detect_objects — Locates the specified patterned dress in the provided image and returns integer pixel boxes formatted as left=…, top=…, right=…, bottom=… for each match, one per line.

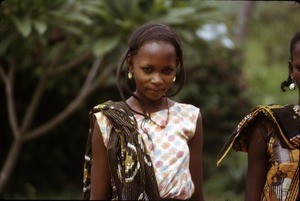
left=217, top=105, right=299, bottom=201
left=263, top=130, right=299, bottom=201
left=95, top=102, right=200, bottom=199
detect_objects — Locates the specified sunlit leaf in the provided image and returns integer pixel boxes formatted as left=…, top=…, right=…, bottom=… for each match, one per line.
left=93, top=36, right=121, bottom=56
left=11, top=16, right=32, bottom=37
left=33, top=20, right=47, bottom=35
left=63, top=13, right=93, bottom=25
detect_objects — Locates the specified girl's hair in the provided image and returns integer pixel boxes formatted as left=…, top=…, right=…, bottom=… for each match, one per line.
left=116, top=23, right=186, bottom=102
left=281, top=31, right=300, bottom=91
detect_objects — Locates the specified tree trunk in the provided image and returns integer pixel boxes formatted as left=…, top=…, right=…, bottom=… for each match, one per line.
left=0, top=57, right=105, bottom=194
left=235, top=1, right=256, bottom=47
left=0, top=138, right=23, bottom=194
left=234, top=1, right=256, bottom=64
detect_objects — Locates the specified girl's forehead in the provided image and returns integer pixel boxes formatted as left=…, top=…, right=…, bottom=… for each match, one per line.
left=140, top=40, right=172, bottom=48
left=295, top=41, right=300, bottom=49
left=293, top=42, right=300, bottom=56
left=137, top=41, right=175, bottom=53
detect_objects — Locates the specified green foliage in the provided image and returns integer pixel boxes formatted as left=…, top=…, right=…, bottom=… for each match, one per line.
left=201, top=2, right=300, bottom=200
left=6, top=0, right=296, bottom=200
left=93, top=36, right=121, bottom=57
left=244, top=1, right=299, bottom=106
left=178, top=38, right=252, bottom=199
left=1, top=0, right=94, bottom=74
left=0, top=0, right=228, bottom=199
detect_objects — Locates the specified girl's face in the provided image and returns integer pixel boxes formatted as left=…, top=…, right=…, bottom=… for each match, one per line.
left=290, top=41, right=300, bottom=90
left=129, top=41, right=177, bottom=102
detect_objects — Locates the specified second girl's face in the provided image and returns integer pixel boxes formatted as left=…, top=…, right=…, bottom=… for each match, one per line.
left=291, top=41, right=300, bottom=89
left=130, top=41, right=177, bottom=102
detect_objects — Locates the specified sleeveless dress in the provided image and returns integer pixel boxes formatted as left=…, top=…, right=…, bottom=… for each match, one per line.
left=95, top=102, right=200, bottom=199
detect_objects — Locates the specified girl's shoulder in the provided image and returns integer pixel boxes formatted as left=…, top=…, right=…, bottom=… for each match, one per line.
left=171, top=101, right=200, bottom=112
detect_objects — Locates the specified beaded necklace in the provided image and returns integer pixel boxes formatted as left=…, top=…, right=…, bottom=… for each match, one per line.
left=148, top=98, right=170, bottom=129
left=133, top=96, right=170, bottom=129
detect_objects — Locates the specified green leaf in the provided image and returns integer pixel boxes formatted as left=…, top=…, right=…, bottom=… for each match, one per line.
left=93, top=36, right=121, bottom=56
left=33, top=20, right=47, bottom=35
left=61, top=25, right=83, bottom=35
left=63, top=13, right=93, bottom=25
left=11, top=16, right=32, bottom=37
left=169, top=7, right=196, bottom=17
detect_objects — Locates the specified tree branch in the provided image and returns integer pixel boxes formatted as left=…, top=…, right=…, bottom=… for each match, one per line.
left=87, top=65, right=116, bottom=95
left=20, top=69, right=49, bottom=133
left=20, top=40, right=71, bottom=133
left=0, top=65, right=7, bottom=83
left=81, top=56, right=103, bottom=94
left=2, top=61, right=20, bottom=139
left=48, top=52, right=92, bottom=76
left=0, top=138, right=24, bottom=194
left=23, top=57, right=103, bottom=141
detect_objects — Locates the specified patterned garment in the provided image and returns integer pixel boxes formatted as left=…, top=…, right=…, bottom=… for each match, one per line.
left=84, top=101, right=159, bottom=200
left=217, top=105, right=299, bottom=201
left=263, top=130, right=299, bottom=201
left=95, top=102, right=200, bottom=199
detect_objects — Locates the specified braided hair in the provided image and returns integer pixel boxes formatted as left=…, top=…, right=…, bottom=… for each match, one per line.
left=281, top=31, right=300, bottom=92
left=116, top=23, right=186, bottom=109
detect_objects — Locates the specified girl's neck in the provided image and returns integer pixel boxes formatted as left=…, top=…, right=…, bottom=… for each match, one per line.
left=127, top=94, right=169, bottom=114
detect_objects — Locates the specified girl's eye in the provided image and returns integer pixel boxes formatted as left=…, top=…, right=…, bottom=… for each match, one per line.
left=141, top=66, right=174, bottom=74
left=142, top=66, right=153, bottom=73
left=163, top=68, right=174, bottom=74
left=294, top=62, right=300, bottom=70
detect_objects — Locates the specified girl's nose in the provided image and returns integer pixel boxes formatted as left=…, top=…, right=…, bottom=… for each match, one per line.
left=151, top=73, right=163, bottom=84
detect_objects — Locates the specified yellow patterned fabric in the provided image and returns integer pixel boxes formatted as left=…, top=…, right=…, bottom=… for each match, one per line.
left=262, top=126, right=299, bottom=201
left=217, top=105, right=299, bottom=201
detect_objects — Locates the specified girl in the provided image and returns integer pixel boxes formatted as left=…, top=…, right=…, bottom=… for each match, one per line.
left=83, top=23, right=205, bottom=200
left=217, top=31, right=300, bottom=201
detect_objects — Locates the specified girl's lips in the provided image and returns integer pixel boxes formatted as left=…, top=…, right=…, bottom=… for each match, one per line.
left=149, top=88, right=164, bottom=93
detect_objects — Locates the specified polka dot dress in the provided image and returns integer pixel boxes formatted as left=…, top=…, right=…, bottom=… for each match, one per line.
left=95, top=102, right=200, bottom=199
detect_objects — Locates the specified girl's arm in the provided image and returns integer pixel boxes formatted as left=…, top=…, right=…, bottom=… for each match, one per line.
left=188, top=112, right=205, bottom=201
left=245, top=120, right=268, bottom=201
left=90, top=118, right=111, bottom=200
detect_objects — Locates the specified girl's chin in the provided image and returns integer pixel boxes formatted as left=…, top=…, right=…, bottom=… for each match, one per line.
left=135, top=91, right=166, bottom=102
left=144, top=95, right=164, bottom=102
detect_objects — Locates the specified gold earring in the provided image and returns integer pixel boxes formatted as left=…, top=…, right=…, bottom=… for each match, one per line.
left=128, top=72, right=133, bottom=79
left=173, top=76, right=176, bottom=82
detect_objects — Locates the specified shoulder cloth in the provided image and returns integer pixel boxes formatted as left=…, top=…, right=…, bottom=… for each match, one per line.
left=217, top=104, right=300, bottom=166
left=82, top=100, right=159, bottom=200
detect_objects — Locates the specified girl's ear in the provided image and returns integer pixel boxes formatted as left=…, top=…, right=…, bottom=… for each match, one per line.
left=176, top=57, right=180, bottom=67
left=288, top=60, right=293, bottom=75
left=127, top=54, right=134, bottom=71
